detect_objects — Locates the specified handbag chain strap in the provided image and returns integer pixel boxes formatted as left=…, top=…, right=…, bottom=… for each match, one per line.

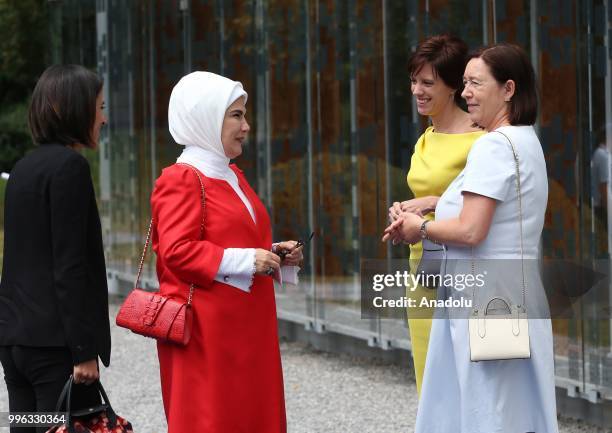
left=471, top=130, right=526, bottom=311
left=134, top=163, right=206, bottom=306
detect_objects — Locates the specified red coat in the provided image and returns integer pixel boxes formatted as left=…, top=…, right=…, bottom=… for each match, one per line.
left=151, top=163, right=286, bottom=433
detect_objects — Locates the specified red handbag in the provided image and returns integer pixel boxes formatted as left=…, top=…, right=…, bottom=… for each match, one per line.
left=116, top=164, right=205, bottom=346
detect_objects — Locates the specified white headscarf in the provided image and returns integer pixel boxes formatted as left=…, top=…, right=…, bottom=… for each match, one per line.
left=169, top=71, right=247, bottom=158
left=170, top=71, right=255, bottom=222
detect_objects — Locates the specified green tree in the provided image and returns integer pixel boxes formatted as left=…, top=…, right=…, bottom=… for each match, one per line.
left=0, top=0, right=48, bottom=172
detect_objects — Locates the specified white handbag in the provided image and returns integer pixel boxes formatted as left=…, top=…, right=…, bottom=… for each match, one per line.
left=469, top=297, right=530, bottom=361
left=468, top=131, right=531, bottom=362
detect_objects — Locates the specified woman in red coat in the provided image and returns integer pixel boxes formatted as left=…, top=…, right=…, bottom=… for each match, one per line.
left=152, top=71, right=301, bottom=432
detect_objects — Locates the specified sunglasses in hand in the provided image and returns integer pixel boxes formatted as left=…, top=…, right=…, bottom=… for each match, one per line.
left=278, top=232, right=315, bottom=260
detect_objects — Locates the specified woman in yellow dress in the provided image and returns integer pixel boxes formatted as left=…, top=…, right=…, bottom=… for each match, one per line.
left=389, top=34, right=483, bottom=395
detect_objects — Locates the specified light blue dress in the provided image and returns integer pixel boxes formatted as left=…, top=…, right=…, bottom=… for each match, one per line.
left=415, top=126, right=559, bottom=433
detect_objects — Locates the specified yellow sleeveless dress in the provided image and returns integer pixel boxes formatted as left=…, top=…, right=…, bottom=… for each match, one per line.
left=406, top=126, right=484, bottom=395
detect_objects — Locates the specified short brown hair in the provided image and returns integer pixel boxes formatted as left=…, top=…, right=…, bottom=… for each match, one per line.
left=470, top=43, right=538, bottom=125
left=408, top=34, right=469, bottom=107
left=28, top=64, right=103, bottom=147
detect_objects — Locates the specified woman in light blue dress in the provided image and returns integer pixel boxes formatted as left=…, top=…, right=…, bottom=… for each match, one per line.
left=383, top=43, right=559, bottom=433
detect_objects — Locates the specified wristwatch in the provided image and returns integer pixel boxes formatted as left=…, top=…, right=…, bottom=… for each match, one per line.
left=419, top=220, right=430, bottom=240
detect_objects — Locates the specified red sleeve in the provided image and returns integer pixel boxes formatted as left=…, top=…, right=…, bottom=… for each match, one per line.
left=152, top=165, right=224, bottom=288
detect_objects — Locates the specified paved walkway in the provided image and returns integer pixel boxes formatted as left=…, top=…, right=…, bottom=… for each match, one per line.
left=0, top=305, right=609, bottom=432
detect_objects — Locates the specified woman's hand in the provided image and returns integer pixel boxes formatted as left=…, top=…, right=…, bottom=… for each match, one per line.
left=389, top=197, right=438, bottom=222
left=388, top=201, right=404, bottom=222
left=254, top=249, right=281, bottom=276
left=382, top=218, right=404, bottom=244
left=382, top=212, right=424, bottom=245
left=73, top=359, right=99, bottom=385
left=401, top=196, right=438, bottom=216
left=274, top=241, right=303, bottom=266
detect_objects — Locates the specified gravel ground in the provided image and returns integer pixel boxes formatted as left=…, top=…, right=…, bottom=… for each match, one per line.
left=0, top=305, right=609, bottom=432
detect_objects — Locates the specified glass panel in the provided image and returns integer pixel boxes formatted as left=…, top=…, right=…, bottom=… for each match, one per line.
left=135, top=0, right=186, bottom=285
left=581, top=0, right=612, bottom=401
left=98, top=0, right=186, bottom=289
left=493, top=0, right=532, bottom=46
left=378, top=0, right=418, bottom=348
left=264, top=0, right=315, bottom=322
left=152, top=1, right=185, bottom=172
left=307, top=0, right=378, bottom=340
left=424, top=0, right=484, bottom=47
left=217, top=0, right=258, bottom=180
left=103, top=1, right=140, bottom=278
left=49, top=0, right=97, bottom=67
left=536, top=0, right=585, bottom=394
left=191, top=0, right=257, bottom=174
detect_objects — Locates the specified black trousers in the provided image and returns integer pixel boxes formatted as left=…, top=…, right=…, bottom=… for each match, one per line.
left=0, top=346, right=101, bottom=433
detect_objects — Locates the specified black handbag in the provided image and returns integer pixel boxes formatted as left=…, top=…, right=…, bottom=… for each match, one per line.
left=46, top=376, right=133, bottom=433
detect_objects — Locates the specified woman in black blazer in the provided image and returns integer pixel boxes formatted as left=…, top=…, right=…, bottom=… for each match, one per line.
left=0, top=65, right=111, bottom=431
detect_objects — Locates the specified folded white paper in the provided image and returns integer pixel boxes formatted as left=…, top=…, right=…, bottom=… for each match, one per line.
left=274, top=265, right=300, bottom=286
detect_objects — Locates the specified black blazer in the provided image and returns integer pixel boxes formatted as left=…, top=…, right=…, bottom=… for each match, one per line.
left=0, top=144, right=111, bottom=367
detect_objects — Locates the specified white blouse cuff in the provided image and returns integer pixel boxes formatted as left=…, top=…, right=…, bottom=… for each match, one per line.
left=214, top=248, right=256, bottom=292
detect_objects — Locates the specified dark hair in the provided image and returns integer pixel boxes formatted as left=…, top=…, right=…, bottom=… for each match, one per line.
left=469, top=43, right=538, bottom=125
left=408, top=34, right=469, bottom=107
left=28, top=64, right=103, bottom=147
